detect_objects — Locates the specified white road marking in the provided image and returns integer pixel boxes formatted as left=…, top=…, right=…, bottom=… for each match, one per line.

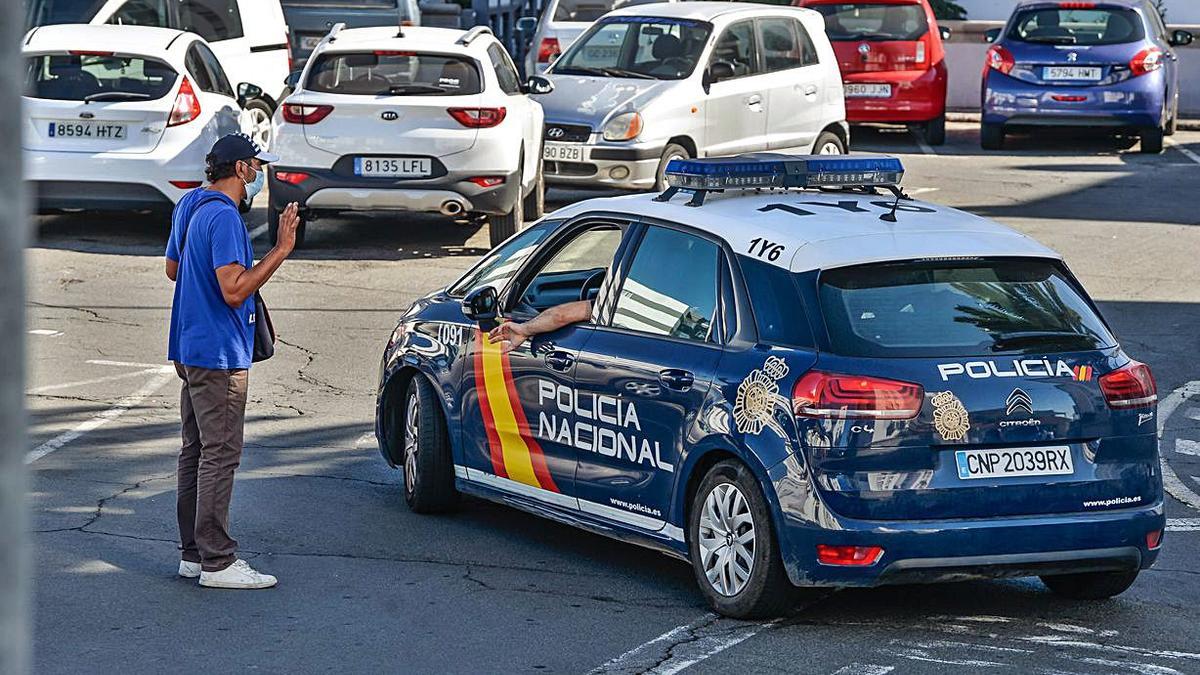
left=1072, top=657, right=1182, bottom=675
left=248, top=223, right=268, bottom=240
left=26, top=368, right=176, bottom=464
left=1157, top=381, right=1200, bottom=511
left=908, top=187, right=940, bottom=196
left=647, top=620, right=780, bottom=675
left=28, top=329, right=63, bottom=337
left=588, top=614, right=779, bottom=675
left=1175, top=439, right=1200, bottom=456
left=1017, top=635, right=1200, bottom=662
left=28, top=368, right=166, bottom=395
left=1166, top=140, right=1200, bottom=166
left=909, top=129, right=937, bottom=155
left=1167, top=518, right=1200, bottom=532
left=883, top=647, right=1004, bottom=668
left=86, top=359, right=173, bottom=370
left=832, top=664, right=894, bottom=675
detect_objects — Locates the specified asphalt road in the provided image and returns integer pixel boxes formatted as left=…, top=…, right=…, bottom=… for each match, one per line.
left=24, top=123, right=1200, bottom=674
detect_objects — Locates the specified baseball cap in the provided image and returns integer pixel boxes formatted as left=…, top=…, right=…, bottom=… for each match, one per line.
left=206, top=132, right=280, bottom=166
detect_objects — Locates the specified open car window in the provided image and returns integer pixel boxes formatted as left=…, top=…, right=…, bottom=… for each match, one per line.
left=516, top=226, right=624, bottom=314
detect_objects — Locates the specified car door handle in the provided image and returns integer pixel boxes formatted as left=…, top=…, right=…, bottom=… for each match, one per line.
left=803, top=85, right=818, bottom=96
left=545, top=350, right=575, bottom=372
left=745, top=94, right=763, bottom=107
left=659, top=369, right=695, bottom=391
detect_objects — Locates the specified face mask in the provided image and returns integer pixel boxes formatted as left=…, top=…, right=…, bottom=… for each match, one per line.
left=243, top=162, right=265, bottom=201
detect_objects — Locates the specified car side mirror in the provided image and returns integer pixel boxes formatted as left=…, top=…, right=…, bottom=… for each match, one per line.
left=939, top=26, right=952, bottom=41
left=517, top=16, right=538, bottom=33
left=462, top=286, right=499, bottom=322
left=984, top=28, right=1001, bottom=44
left=525, top=75, right=554, bottom=95
left=1170, top=29, right=1193, bottom=47
left=285, top=70, right=303, bottom=89
left=236, top=82, right=263, bottom=107
left=704, top=61, right=736, bottom=92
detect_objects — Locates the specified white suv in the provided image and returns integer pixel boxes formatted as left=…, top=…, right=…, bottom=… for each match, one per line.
left=536, top=2, right=849, bottom=191
left=269, top=25, right=548, bottom=248
left=23, top=24, right=249, bottom=213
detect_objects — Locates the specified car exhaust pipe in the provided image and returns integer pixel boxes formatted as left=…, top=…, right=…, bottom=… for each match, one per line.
left=440, top=200, right=465, bottom=217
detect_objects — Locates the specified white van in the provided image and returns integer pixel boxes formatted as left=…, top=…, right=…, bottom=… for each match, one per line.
left=25, top=0, right=290, bottom=147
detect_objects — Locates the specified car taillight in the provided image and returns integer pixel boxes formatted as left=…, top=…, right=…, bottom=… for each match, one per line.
left=447, top=107, right=506, bottom=128
left=169, top=180, right=203, bottom=189
left=167, top=76, right=201, bottom=127
left=817, top=545, right=884, bottom=566
left=466, top=176, right=505, bottom=187
left=1099, top=360, right=1157, bottom=409
left=1146, top=529, right=1163, bottom=550
left=537, top=37, right=561, bottom=64
left=985, top=45, right=1015, bottom=76
left=1130, top=47, right=1163, bottom=77
left=282, top=103, right=333, bottom=124
left=793, top=371, right=924, bottom=419
left=274, top=171, right=310, bottom=185
left=1058, top=2, right=1096, bottom=8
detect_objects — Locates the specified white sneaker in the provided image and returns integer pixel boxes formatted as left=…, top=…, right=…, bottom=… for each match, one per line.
left=198, top=559, right=277, bottom=589
left=178, top=560, right=202, bottom=578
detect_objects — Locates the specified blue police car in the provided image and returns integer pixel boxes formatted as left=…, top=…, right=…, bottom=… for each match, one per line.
left=375, top=155, right=1163, bottom=618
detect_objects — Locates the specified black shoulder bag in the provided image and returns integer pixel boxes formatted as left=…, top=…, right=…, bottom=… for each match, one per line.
left=179, top=202, right=276, bottom=363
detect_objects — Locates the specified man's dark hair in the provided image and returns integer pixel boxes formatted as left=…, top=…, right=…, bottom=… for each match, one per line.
left=205, top=157, right=240, bottom=183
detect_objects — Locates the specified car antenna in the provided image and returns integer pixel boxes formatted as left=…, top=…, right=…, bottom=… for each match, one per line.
left=396, top=9, right=405, bottom=37
left=879, top=185, right=911, bottom=223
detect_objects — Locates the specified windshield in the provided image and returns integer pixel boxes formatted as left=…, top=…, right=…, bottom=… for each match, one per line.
left=812, top=3, right=929, bottom=41
left=24, top=0, right=104, bottom=28
left=306, top=52, right=482, bottom=95
left=24, top=53, right=178, bottom=101
left=818, top=259, right=1116, bottom=358
left=552, top=0, right=663, bottom=22
left=1007, top=7, right=1146, bottom=46
left=551, top=17, right=712, bottom=80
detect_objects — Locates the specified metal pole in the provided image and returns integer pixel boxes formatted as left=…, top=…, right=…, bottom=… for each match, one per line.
left=1, top=0, right=30, bottom=669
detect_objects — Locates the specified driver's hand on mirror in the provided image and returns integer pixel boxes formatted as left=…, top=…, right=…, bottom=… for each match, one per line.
left=488, top=321, right=530, bottom=354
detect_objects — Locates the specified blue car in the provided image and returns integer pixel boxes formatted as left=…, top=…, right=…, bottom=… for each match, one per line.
left=375, top=155, right=1164, bottom=618
left=982, top=0, right=1193, bottom=153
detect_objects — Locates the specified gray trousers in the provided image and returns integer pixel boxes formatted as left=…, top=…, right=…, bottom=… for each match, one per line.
left=175, top=363, right=249, bottom=572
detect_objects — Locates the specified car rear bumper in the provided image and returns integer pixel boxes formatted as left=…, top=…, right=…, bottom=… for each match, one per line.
left=982, top=70, right=1166, bottom=129
left=24, top=147, right=200, bottom=209
left=843, top=63, right=947, bottom=124
left=268, top=165, right=521, bottom=216
left=543, top=142, right=663, bottom=190
left=30, top=180, right=175, bottom=212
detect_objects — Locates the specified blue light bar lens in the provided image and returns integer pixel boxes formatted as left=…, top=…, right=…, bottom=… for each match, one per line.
left=664, top=154, right=904, bottom=192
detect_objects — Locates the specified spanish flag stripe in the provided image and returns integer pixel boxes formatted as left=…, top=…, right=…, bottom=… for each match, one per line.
left=498, top=344, right=558, bottom=492
left=479, top=332, right=542, bottom=488
left=473, top=331, right=507, bottom=478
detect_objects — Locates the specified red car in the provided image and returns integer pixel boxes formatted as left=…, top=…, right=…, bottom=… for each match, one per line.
left=798, top=0, right=949, bottom=145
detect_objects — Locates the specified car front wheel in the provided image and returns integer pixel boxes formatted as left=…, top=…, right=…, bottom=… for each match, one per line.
left=654, top=143, right=690, bottom=192
left=981, top=122, right=1005, bottom=150
left=400, top=375, right=458, bottom=513
left=814, top=130, right=845, bottom=155
left=688, top=459, right=795, bottom=619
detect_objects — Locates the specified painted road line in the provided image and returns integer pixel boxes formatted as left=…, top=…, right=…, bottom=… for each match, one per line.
left=832, top=664, right=894, bottom=675
left=28, top=329, right=63, bottom=337
left=249, top=223, right=268, bottom=240
left=1167, top=518, right=1200, bottom=532
left=1158, top=381, right=1200, bottom=511
left=647, top=619, right=781, bottom=675
left=909, top=129, right=936, bottom=155
left=1166, top=139, right=1200, bottom=166
left=1175, top=439, right=1200, bottom=456
left=26, top=368, right=176, bottom=464
left=588, top=614, right=780, bottom=675
left=86, top=359, right=174, bottom=370
left=28, top=368, right=166, bottom=395
left=907, top=187, right=940, bottom=197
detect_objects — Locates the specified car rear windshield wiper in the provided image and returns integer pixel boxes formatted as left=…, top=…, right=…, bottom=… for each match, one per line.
left=990, top=330, right=1096, bottom=352
left=83, top=92, right=153, bottom=103
left=387, top=84, right=447, bottom=95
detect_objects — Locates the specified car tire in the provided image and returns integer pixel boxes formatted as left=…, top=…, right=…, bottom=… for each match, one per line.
left=981, top=122, right=1005, bottom=150
left=522, top=155, right=545, bottom=221
left=400, top=375, right=459, bottom=514
left=1140, top=126, right=1164, bottom=154
left=924, top=114, right=946, bottom=146
left=814, top=130, right=845, bottom=155
left=489, top=165, right=523, bottom=248
left=267, top=205, right=307, bottom=249
left=688, top=459, right=795, bottom=619
left=654, top=143, right=691, bottom=192
left=243, top=98, right=274, bottom=149
left=1039, top=570, right=1139, bottom=600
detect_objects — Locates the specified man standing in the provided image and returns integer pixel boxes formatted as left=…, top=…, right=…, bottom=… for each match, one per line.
left=165, top=133, right=300, bottom=589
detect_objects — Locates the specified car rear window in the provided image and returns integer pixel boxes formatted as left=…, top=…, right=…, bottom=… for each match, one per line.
left=811, top=3, right=929, bottom=42
left=1007, top=7, right=1146, bottom=46
left=24, top=0, right=104, bottom=28
left=306, top=51, right=482, bottom=95
left=552, top=0, right=661, bottom=22
left=740, top=256, right=814, bottom=349
left=24, top=53, right=178, bottom=101
left=818, top=259, right=1116, bottom=358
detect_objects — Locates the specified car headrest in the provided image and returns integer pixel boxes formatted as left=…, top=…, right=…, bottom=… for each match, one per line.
left=651, top=34, right=683, bottom=60
left=341, top=53, right=379, bottom=68
left=1102, top=14, right=1136, bottom=42
left=762, top=29, right=794, bottom=53
left=47, top=55, right=79, bottom=77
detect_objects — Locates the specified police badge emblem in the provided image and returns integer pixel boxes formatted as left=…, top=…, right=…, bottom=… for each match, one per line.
left=733, top=356, right=791, bottom=438
left=932, top=391, right=970, bottom=442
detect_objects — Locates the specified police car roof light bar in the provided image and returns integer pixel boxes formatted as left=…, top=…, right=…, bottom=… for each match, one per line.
left=654, top=153, right=905, bottom=208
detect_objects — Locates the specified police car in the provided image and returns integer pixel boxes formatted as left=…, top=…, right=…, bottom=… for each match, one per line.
left=375, top=154, right=1163, bottom=618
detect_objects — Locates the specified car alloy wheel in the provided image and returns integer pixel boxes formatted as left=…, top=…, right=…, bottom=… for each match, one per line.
left=698, top=482, right=756, bottom=596
left=403, top=390, right=419, bottom=495
left=245, top=105, right=272, bottom=148
left=818, top=140, right=842, bottom=155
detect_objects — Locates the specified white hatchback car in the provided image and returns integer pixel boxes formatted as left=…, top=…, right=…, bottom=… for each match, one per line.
left=23, top=24, right=251, bottom=214
left=536, top=2, right=849, bottom=191
left=268, top=25, right=547, bottom=248
left=520, top=0, right=677, bottom=75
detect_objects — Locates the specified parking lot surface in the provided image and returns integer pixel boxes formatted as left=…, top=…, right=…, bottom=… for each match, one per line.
left=26, top=123, right=1200, bottom=673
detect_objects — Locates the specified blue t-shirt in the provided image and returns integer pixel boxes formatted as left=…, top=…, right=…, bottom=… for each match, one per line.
left=166, top=189, right=256, bottom=370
